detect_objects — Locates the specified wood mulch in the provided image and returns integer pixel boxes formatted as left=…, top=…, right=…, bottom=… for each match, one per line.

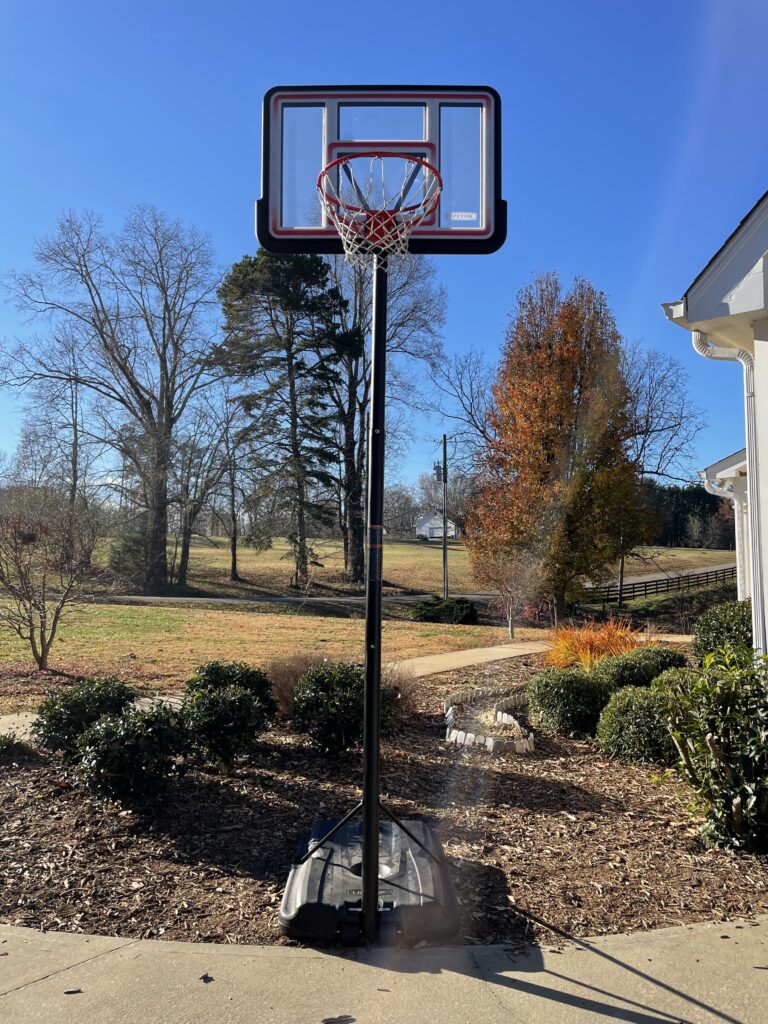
left=1, top=654, right=767, bottom=950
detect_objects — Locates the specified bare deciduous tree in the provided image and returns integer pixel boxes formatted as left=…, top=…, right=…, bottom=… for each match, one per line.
left=427, top=348, right=496, bottom=470
left=168, top=386, right=254, bottom=589
left=471, top=547, right=543, bottom=639
left=2, top=207, right=220, bottom=594
left=621, top=342, right=707, bottom=481
left=0, top=487, right=104, bottom=670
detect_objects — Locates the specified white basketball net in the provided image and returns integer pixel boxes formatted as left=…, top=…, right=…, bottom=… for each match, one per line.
left=317, top=153, right=442, bottom=267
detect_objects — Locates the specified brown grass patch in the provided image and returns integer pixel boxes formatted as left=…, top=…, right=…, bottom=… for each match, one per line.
left=0, top=603, right=523, bottom=710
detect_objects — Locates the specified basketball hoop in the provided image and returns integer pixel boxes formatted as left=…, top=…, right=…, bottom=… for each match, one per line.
left=317, top=151, right=443, bottom=266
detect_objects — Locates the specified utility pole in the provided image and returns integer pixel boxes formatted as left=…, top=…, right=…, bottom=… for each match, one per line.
left=433, top=435, right=448, bottom=599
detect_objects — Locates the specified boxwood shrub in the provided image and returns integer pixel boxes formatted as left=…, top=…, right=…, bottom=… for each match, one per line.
left=181, top=685, right=272, bottom=768
left=525, top=667, right=611, bottom=737
left=292, top=662, right=402, bottom=753
left=692, top=599, right=752, bottom=664
left=413, top=596, right=478, bottom=625
left=78, top=704, right=181, bottom=805
left=32, top=677, right=136, bottom=762
left=592, top=646, right=687, bottom=692
left=185, top=661, right=277, bottom=716
left=597, top=686, right=676, bottom=763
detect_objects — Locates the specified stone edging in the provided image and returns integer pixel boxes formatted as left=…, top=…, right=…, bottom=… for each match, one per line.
left=443, top=686, right=535, bottom=755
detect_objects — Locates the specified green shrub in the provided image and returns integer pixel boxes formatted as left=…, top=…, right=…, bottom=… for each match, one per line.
left=185, top=661, right=277, bottom=715
left=0, top=732, right=28, bottom=757
left=597, top=686, right=676, bottom=763
left=78, top=704, right=181, bottom=805
left=651, top=666, right=700, bottom=696
left=413, top=596, right=478, bottom=625
left=181, top=685, right=271, bottom=768
left=525, top=667, right=611, bottom=736
left=692, top=599, right=752, bottom=664
left=32, top=677, right=136, bottom=762
left=661, top=645, right=768, bottom=851
left=592, top=646, right=687, bottom=691
left=292, top=662, right=402, bottom=753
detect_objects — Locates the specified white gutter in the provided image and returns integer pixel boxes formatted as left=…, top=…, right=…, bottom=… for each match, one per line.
left=692, top=330, right=766, bottom=651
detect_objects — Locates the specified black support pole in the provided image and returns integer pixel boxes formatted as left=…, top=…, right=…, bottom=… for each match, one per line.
left=442, top=433, right=448, bottom=600
left=362, top=254, right=388, bottom=943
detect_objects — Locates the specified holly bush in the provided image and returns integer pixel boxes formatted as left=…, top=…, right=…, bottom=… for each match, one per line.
left=78, top=704, right=182, bottom=805
left=660, top=646, right=768, bottom=851
left=292, top=662, right=402, bottom=753
left=32, top=677, right=136, bottom=762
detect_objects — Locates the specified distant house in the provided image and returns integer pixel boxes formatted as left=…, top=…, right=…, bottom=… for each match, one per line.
left=415, top=512, right=456, bottom=541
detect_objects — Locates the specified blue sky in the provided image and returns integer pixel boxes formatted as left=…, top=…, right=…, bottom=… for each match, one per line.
left=1, top=0, right=767, bottom=483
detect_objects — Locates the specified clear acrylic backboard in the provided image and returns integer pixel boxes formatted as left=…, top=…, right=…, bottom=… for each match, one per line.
left=256, top=85, right=506, bottom=255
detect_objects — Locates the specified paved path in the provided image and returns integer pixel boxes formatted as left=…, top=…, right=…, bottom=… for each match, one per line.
left=1, top=917, right=766, bottom=1023
left=390, top=640, right=551, bottom=678
left=87, top=590, right=501, bottom=609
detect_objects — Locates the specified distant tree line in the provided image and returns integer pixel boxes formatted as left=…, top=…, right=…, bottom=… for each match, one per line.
left=642, top=480, right=734, bottom=550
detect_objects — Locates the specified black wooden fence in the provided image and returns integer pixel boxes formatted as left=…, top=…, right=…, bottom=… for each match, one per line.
left=587, top=565, right=737, bottom=604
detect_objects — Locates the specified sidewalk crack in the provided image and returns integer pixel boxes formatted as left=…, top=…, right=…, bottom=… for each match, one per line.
left=0, top=937, right=140, bottom=998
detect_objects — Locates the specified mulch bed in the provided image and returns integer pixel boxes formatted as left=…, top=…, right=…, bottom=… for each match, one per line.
left=2, top=654, right=767, bottom=950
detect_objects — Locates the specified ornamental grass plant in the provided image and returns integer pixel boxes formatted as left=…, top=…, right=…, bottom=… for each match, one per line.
left=546, top=617, right=640, bottom=672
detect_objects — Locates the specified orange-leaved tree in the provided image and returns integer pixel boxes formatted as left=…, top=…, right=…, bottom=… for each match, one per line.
left=467, top=272, right=655, bottom=621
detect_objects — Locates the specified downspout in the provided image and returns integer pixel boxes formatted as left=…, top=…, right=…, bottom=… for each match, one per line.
left=692, top=330, right=766, bottom=652
left=699, top=473, right=744, bottom=601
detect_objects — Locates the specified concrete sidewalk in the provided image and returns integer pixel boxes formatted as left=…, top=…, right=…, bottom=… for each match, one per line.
left=1, top=917, right=766, bottom=1023
left=390, top=639, right=551, bottom=678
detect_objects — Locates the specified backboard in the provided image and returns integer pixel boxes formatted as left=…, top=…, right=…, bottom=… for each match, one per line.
left=256, top=85, right=506, bottom=256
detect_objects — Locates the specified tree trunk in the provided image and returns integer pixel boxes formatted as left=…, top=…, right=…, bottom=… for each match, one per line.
left=68, top=380, right=79, bottom=511
left=175, top=522, right=193, bottom=588
left=346, top=462, right=365, bottom=585
left=286, top=335, right=308, bottom=589
left=228, top=464, right=240, bottom=581
left=230, top=531, right=239, bottom=581
left=145, top=433, right=171, bottom=594
left=341, top=401, right=366, bottom=585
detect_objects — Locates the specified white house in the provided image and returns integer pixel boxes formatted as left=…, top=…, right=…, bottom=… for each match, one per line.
left=415, top=513, right=456, bottom=541
left=700, top=449, right=750, bottom=601
left=663, top=190, right=768, bottom=653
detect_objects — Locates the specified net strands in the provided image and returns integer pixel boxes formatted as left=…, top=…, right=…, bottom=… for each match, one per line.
left=317, top=152, right=443, bottom=266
